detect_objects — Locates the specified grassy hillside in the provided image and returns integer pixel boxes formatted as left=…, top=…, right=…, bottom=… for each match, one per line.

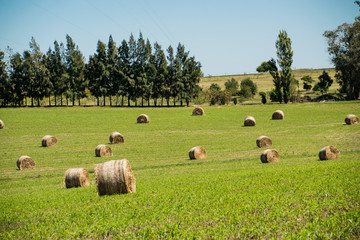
left=0, top=102, right=359, bottom=239
left=201, top=68, right=338, bottom=93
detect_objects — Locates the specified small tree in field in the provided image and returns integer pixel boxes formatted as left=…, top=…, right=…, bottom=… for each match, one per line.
left=224, top=78, right=239, bottom=94
left=239, top=78, right=257, bottom=99
left=313, top=71, right=333, bottom=95
left=301, top=75, right=314, bottom=91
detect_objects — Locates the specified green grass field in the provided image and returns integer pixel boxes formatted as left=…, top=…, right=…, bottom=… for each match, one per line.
left=0, top=102, right=359, bottom=239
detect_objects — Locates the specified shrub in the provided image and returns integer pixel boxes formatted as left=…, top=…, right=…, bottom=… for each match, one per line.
left=259, top=92, right=267, bottom=104
left=238, top=78, right=257, bottom=98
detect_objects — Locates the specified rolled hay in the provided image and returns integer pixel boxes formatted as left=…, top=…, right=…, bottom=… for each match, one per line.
left=137, top=114, right=150, bottom=123
left=319, top=146, right=339, bottom=160
left=260, top=149, right=280, bottom=163
left=244, top=116, right=256, bottom=126
left=64, top=168, right=90, bottom=188
left=0, top=120, right=4, bottom=129
left=256, top=136, right=272, bottom=148
left=189, top=146, right=207, bottom=160
left=17, top=156, right=35, bottom=170
left=95, top=144, right=112, bottom=157
left=109, top=132, right=124, bottom=144
left=41, top=135, right=57, bottom=147
left=345, top=114, right=359, bottom=125
left=272, top=110, right=284, bottom=120
left=95, top=159, right=136, bottom=196
left=192, top=107, right=205, bottom=116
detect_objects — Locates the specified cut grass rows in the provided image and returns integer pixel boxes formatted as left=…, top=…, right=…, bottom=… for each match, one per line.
left=0, top=101, right=359, bottom=239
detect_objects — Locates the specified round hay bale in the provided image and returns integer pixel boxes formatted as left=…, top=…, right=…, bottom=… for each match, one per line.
left=345, top=114, right=359, bottom=125
left=137, top=114, right=150, bottom=123
left=95, top=159, right=136, bottom=196
left=0, top=120, right=4, bottom=129
left=192, top=107, right=205, bottom=116
left=64, top=168, right=90, bottom=188
left=95, top=144, right=112, bottom=157
left=109, top=132, right=124, bottom=144
left=256, top=136, right=272, bottom=148
left=189, top=146, right=207, bottom=160
left=272, top=110, right=284, bottom=120
left=17, top=156, right=35, bottom=170
left=244, top=116, right=256, bottom=126
left=260, top=149, right=280, bottom=163
left=41, top=135, right=57, bottom=147
left=319, top=146, right=339, bottom=160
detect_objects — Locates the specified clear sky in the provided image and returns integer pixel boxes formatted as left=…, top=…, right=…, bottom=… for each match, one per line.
left=0, top=0, right=358, bottom=76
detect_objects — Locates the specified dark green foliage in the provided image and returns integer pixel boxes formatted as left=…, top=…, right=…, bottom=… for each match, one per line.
left=313, top=71, right=333, bottom=95
left=209, top=83, right=221, bottom=91
left=3, top=33, right=202, bottom=107
left=65, top=34, right=86, bottom=106
left=324, top=3, right=360, bottom=100
left=209, top=90, right=231, bottom=105
left=238, top=78, right=257, bottom=98
left=0, top=50, right=10, bottom=106
left=256, top=58, right=277, bottom=72
left=301, top=75, right=314, bottom=91
left=224, top=78, right=239, bottom=93
left=269, top=89, right=282, bottom=102
left=269, top=30, right=293, bottom=103
left=259, top=91, right=267, bottom=104
left=233, top=97, right=237, bottom=105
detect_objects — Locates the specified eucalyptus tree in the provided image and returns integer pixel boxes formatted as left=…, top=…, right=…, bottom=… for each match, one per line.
left=106, top=35, right=118, bottom=106
left=324, top=2, right=360, bottom=100
left=117, top=39, right=131, bottom=106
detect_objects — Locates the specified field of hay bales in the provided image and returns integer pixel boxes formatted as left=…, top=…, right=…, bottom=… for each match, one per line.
left=0, top=102, right=359, bottom=239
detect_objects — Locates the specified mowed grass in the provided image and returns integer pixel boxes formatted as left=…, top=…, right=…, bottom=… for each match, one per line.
left=0, top=102, right=359, bottom=239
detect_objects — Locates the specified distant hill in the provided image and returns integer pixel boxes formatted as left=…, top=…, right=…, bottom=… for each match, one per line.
left=200, top=68, right=338, bottom=93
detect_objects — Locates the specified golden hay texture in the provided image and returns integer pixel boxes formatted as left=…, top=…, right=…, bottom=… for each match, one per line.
left=272, top=110, right=284, bottom=120
left=17, top=156, right=35, bottom=170
left=95, top=144, right=113, bottom=157
left=95, top=159, right=136, bottom=196
left=256, top=136, right=272, bottom=148
left=244, top=116, right=256, bottom=126
left=319, top=146, right=339, bottom=160
left=345, top=114, right=359, bottom=125
left=137, top=114, right=150, bottom=123
left=189, top=146, right=207, bottom=160
left=260, top=149, right=280, bottom=163
left=64, top=168, right=90, bottom=188
left=41, top=135, right=57, bottom=147
left=0, top=120, right=4, bottom=129
left=192, top=107, right=205, bottom=116
left=109, top=132, right=124, bottom=144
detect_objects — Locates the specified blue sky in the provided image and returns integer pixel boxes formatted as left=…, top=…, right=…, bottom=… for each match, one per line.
left=0, top=0, right=358, bottom=76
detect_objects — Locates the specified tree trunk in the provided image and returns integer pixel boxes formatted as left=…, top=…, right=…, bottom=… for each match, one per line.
left=31, top=97, right=34, bottom=107
left=161, top=97, right=163, bottom=106
left=154, top=98, right=157, bottom=107
left=60, top=95, right=63, bottom=106
left=37, top=98, right=40, bottom=107
left=78, top=98, right=81, bottom=106
left=121, top=95, right=124, bottom=106
left=141, top=96, right=144, bottom=107
left=110, top=95, right=112, bottom=106
left=49, top=96, right=51, bottom=106
left=66, top=97, right=68, bottom=106
left=148, top=99, right=150, bottom=107
left=173, top=98, right=176, bottom=106
left=103, top=95, right=106, bottom=106
left=186, top=100, right=189, bottom=107
left=128, top=98, right=130, bottom=107
left=166, top=98, right=170, bottom=107
left=97, top=98, right=99, bottom=106
left=54, top=95, right=57, bottom=106
left=72, top=94, right=75, bottom=106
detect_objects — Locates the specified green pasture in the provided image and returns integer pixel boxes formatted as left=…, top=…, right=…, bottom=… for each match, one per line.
left=0, top=102, right=359, bottom=239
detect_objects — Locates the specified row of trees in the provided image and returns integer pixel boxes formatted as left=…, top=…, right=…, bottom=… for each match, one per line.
left=0, top=33, right=202, bottom=107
